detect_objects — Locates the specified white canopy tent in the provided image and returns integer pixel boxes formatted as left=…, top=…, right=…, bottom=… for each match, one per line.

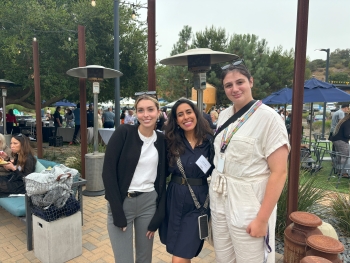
left=98, top=100, right=114, bottom=109
left=120, top=97, right=135, bottom=107
left=165, top=98, right=197, bottom=108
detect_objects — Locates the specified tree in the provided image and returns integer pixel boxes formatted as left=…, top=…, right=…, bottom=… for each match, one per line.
left=265, top=47, right=294, bottom=92
left=227, top=34, right=271, bottom=99
left=157, top=26, right=193, bottom=101
left=0, top=0, right=148, bottom=108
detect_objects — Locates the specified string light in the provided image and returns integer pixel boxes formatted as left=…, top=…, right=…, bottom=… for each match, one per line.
left=132, top=6, right=136, bottom=20
left=91, top=0, right=96, bottom=7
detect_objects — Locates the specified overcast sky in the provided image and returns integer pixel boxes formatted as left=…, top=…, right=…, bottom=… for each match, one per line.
left=138, top=0, right=350, bottom=62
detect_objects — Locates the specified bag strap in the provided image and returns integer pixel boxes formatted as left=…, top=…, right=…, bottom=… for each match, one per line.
left=176, top=157, right=209, bottom=211
left=214, top=100, right=256, bottom=139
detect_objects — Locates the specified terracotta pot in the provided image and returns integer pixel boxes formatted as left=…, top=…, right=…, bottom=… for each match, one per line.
left=284, top=211, right=323, bottom=263
left=306, top=235, right=344, bottom=263
left=300, top=256, right=332, bottom=263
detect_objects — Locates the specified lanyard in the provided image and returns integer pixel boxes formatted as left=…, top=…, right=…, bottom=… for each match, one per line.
left=220, top=100, right=262, bottom=153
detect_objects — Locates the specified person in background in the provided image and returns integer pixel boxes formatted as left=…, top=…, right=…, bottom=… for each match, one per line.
left=210, top=110, right=219, bottom=125
left=330, top=104, right=349, bottom=139
left=202, top=103, right=216, bottom=130
left=98, top=109, right=103, bottom=128
left=160, top=99, right=213, bottom=262
left=53, top=106, right=62, bottom=135
left=87, top=104, right=94, bottom=128
left=46, top=107, right=51, bottom=115
left=102, top=95, right=167, bottom=263
left=285, top=112, right=292, bottom=140
left=69, top=103, right=80, bottom=145
left=210, top=61, right=289, bottom=263
left=0, top=134, right=13, bottom=176
left=65, top=108, right=75, bottom=128
left=329, top=113, right=350, bottom=175
left=120, top=108, right=127, bottom=124
left=279, top=109, right=285, bottom=121
left=0, top=135, right=36, bottom=195
left=6, top=109, right=17, bottom=134
left=102, top=107, right=115, bottom=128
left=124, top=109, right=135, bottom=125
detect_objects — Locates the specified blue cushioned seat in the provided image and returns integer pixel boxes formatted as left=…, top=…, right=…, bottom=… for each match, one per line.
left=0, top=196, right=26, bottom=217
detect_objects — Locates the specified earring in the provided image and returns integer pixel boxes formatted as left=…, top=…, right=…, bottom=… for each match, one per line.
left=177, top=125, right=180, bottom=129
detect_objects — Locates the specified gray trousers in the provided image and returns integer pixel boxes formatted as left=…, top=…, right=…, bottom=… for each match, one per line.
left=107, top=190, right=157, bottom=263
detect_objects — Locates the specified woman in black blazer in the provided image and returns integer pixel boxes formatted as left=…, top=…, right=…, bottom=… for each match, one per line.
left=102, top=95, right=167, bottom=263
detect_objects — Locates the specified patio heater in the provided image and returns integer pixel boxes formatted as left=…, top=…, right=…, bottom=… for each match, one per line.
left=66, top=65, right=123, bottom=196
left=0, top=79, right=19, bottom=145
left=159, top=48, right=238, bottom=112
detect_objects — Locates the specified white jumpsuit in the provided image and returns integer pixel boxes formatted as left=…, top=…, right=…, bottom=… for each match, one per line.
left=210, top=104, right=290, bottom=263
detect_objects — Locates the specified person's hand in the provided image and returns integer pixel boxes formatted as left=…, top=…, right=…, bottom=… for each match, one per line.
left=120, top=227, right=127, bottom=232
left=246, top=218, right=268, bottom=238
left=0, top=151, right=8, bottom=159
left=3, top=162, right=16, bottom=171
left=146, top=231, right=155, bottom=239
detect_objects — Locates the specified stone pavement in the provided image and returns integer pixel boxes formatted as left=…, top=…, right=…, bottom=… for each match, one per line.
left=0, top=195, right=283, bottom=262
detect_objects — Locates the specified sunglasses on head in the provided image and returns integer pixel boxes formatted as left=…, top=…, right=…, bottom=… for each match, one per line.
left=221, top=59, right=246, bottom=70
left=134, top=91, right=157, bottom=98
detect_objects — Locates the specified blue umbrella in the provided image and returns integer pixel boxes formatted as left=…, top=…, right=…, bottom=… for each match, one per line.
left=54, top=101, right=76, bottom=107
left=303, top=78, right=350, bottom=102
left=262, top=87, right=293, bottom=104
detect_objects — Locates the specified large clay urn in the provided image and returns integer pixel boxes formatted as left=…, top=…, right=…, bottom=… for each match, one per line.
left=284, top=211, right=323, bottom=263
left=300, top=256, right=332, bottom=263
left=305, top=235, right=344, bottom=263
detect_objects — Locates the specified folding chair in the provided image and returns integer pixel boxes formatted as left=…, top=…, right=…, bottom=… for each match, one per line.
left=300, top=148, right=316, bottom=175
left=328, top=151, right=350, bottom=188
left=312, top=146, right=327, bottom=173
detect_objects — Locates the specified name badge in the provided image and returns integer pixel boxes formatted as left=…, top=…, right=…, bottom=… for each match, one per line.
left=216, top=154, right=225, bottom=173
left=196, top=155, right=211, bottom=174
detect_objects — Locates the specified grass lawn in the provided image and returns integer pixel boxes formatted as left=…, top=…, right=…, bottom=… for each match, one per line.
left=300, top=140, right=350, bottom=194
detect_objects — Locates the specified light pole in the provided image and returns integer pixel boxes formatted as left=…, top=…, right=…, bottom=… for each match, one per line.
left=92, top=0, right=154, bottom=127
left=66, top=65, right=122, bottom=196
left=0, top=80, right=18, bottom=140
left=184, top=78, right=189, bottom=98
left=315, top=48, right=330, bottom=139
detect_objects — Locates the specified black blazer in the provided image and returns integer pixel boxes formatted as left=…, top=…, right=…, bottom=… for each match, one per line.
left=102, top=124, right=168, bottom=231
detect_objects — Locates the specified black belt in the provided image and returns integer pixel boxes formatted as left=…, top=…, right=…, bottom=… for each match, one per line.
left=171, top=176, right=208, bottom=186
left=126, top=191, right=144, bottom=198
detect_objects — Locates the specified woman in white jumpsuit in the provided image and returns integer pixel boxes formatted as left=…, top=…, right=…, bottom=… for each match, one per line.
left=210, top=61, right=290, bottom=263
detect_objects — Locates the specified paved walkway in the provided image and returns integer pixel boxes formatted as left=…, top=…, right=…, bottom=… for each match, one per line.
left=0, top=194, right=283, bottom=262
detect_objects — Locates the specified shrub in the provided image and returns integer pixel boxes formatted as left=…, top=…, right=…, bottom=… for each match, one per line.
left=330, top=192, right=350, bottom=235
left=276, top=171, right=329, bottom=237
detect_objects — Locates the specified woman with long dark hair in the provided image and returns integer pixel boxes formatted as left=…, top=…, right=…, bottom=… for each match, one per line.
left=0, top=135, right=36, bottom=194
left=160, top=99, right=213, bottom=263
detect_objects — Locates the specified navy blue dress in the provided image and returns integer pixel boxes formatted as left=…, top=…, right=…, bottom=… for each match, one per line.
left=160, top=136, right=212, bottom=259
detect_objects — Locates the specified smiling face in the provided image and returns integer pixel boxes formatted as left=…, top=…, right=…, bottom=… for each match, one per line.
left=136, top=99, right=159, bottom=130
left=223, top=70, right=254, bottom=110
left=176, top=103, right=197, bottom=132
left=10, top=137, right=21, bottom=154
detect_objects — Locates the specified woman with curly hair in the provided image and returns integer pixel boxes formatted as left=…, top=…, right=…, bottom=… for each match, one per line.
left=160, top=99, right=213, bottom=263
left=0, top=134, right=36, bottom=194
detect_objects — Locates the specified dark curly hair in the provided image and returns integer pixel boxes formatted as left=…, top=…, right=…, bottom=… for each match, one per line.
left=165, top=99, right=213, bottom=166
